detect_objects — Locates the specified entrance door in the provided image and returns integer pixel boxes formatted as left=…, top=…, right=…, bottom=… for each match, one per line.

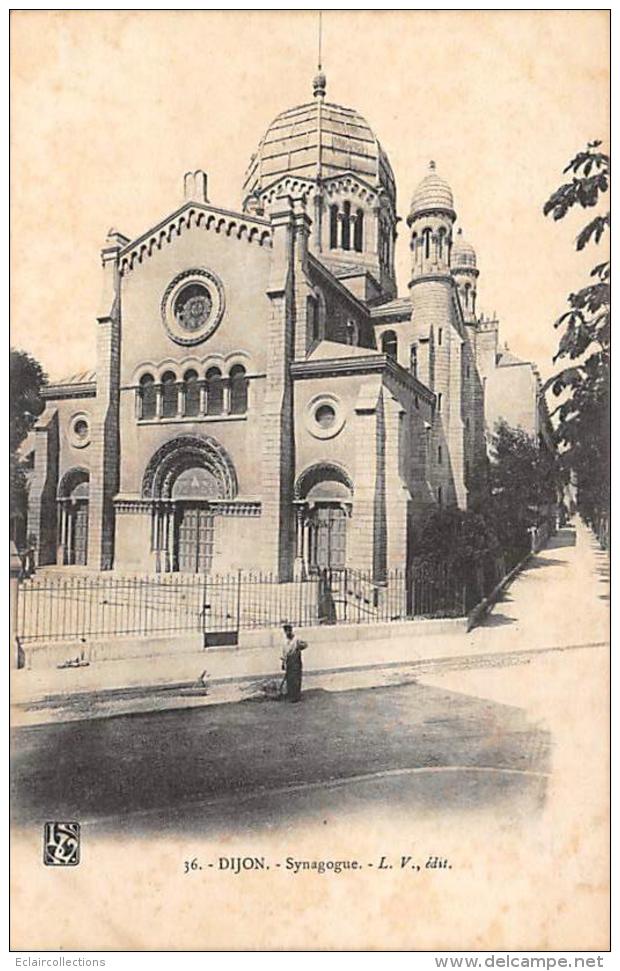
left=177, top=505, right=215, bottom=573
left=311, top=506, right=347, bottom=572
left=72, top=502, right=89, bottom=566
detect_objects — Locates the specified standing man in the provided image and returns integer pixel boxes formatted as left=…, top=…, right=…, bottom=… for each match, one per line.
left=280, top=623, right=307, bottom=703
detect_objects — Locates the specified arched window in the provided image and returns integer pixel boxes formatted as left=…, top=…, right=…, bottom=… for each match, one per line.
left=341, top=201, right=351, bottom=251
left=411, top=232, right=418, bottom=262
left=308, top=296, right=320, bottom=345
left=354, top=209, right=364, bottom=252
left=437, top=445, right=443, bottom=465
left=423, top=227, right=432, bottom=260
left=346, top=320, right=359, bottom=346
left=381, top=330, right=397, bottom=361
left=329, top=205, right=339, bottom=249
left=437, top=227, right=446, bottom=262
left=161, top=371, right=178, bottom=419
left=410, top=343, right=418, bottom=377
left=229, top=364, right=248, bottom=415
left=183, top=369, right=200, bottom=417
left=205, top=367, right=223, bottom=415
left=139, top=373, right=156, bottom=420
left=463, top=283, right=471, bottom=308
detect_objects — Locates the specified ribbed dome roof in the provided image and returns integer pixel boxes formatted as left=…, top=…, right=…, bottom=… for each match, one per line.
left=409, top=161, right=454, bottom=219
left=242, top=76, right=395, bottom=206
left=452, top=228, right=477, bottom=268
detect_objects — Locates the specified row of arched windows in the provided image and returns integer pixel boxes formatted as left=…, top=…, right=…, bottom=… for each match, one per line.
left=137, top=365, right=249, bottom=421
left=460, top=282, right=476, bottom=312
left=411, top=227, right=452, bottom=263
left=329, top=202, right=364, bottom=252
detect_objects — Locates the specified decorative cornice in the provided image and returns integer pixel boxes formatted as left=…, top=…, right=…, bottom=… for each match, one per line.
left=114, top=496, right=261, bottom=517
left=119, top=202, right=272, bottom=275
left=451, top=265, right=480, bottom=278
left=407, top=206, right=456, bottom=225
left=291, top=353, right=435, bottom=405
left=408, top=272, right=455, bottom=288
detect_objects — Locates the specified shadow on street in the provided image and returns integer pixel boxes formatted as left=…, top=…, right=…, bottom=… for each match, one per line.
left=11, top=680, right=550, bottom=836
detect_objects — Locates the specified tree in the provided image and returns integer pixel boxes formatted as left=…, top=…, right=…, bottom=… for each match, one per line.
left=542, top=141, right=609, bottom=538
left=411, top=505, right=501, bottom=576
left=9, top=349, right=47, bottom=542
left=487, top=420, right=558, bottom=559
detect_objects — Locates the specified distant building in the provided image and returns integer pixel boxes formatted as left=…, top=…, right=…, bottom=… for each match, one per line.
left=26, top=72, right=547, bottom=576
left=474, top=315, right=554, bottom=449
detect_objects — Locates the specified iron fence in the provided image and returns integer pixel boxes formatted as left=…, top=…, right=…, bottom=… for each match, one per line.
left=15, top=558, right=496, bottom=647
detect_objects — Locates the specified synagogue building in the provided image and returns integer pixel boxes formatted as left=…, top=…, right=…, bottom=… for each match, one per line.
left=27, top=72, right=550, bottom=577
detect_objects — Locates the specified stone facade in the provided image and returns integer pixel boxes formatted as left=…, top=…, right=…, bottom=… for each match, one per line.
left=26, top=74, right=547, bottom=579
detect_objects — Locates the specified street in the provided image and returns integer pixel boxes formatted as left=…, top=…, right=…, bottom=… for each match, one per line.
left=11, top=523, right=609, bottom=836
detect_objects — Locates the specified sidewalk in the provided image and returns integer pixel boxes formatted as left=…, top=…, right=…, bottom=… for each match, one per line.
left=11, top=522, right=609, bottom=727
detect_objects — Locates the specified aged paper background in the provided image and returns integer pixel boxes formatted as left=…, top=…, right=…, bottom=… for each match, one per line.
left=10, top=9, right=610, bottom=951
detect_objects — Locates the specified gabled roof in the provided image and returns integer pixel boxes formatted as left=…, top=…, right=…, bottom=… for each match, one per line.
left=369, top=297, right=412, bottom=322
left=42, top=369, right=96, bottom=400
left=53, top=369, right=97, bottom=385
left=497, top=349, right=528, bottom=368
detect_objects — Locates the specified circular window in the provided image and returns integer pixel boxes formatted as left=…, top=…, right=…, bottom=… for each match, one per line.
left=174, top=283, right=213, bottom=333
left=69, top=413, right=90, bottom=448
left=315, top=404, right=336, bottom=429
left=305, top=395, right=346, bottom=440
left=161, top=268, right=225, bottom=346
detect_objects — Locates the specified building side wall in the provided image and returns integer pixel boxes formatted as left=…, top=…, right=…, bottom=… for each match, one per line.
left=486, top=364, right=539, bottom=438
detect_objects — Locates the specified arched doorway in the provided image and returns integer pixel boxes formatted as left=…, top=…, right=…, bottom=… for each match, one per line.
left=294, top=464, right=353, bottom=575
left=141, top=435, right=238, bottom=573
left=57, top=468, right=89, bottom=566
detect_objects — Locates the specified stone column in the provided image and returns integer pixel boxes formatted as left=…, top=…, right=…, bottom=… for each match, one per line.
left=384, top=394, right=408, bottom=571
left=89, top=229, right=126, bottom=570
left=260, top=195, right=297, bottom=578
left=27, top=408, right=59, bottom=566
left=347, top=379, right=381, bottom=574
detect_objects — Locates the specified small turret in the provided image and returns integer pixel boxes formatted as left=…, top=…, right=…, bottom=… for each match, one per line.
left=451, top=228, right=479, bottom=322
left=407, top=161, right=456, bottom=284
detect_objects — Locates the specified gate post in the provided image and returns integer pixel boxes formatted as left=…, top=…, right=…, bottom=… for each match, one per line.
left=9, top=542, right=23, bottom=669
left=236, top=568, right=242, bottom=632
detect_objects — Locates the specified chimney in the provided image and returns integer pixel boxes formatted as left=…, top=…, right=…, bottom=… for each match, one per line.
left=183, top=170, right=209, bottom=204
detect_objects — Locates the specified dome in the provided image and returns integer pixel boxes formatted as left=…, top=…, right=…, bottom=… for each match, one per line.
left=451, top=228, right=477, bottom=268
left=242, top=75, right=395, bottom=207
left=409, top=161, right=454, bottom=219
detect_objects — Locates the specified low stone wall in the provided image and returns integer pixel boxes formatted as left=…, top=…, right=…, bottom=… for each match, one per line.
left=19, top=615, right=468, bottom=670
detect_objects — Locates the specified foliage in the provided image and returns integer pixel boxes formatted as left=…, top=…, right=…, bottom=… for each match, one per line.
left=9, top=349, right=47, bottom=532
left=412, top=505, right=501, bottom=572
left=542, top=141, right=609, bottom=532
left=487, top=420, right=558, bottom=555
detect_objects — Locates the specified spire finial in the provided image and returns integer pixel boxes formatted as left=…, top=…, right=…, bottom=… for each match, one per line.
left=429, top=160, right=436, bottom=171
left=313, top=12, right=326, bottom=98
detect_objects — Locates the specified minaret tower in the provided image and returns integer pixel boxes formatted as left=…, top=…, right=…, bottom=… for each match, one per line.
left=407, top=162, right=466, bottom=509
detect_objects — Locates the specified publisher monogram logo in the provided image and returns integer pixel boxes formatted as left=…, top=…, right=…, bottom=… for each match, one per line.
left=43, top=822, right=80, bottom=866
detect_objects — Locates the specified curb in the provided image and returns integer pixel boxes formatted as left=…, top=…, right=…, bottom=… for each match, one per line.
left=466, top=552, right=534, bottom=633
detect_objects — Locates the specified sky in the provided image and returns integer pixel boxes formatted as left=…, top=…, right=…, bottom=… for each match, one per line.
left=11, top=9, right=609, bottom=382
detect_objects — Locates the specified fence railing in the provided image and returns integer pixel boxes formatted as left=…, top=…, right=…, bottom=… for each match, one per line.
left=14, top=554, right=515, bottom=647
left=16, top=568, right=474, bottom=644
